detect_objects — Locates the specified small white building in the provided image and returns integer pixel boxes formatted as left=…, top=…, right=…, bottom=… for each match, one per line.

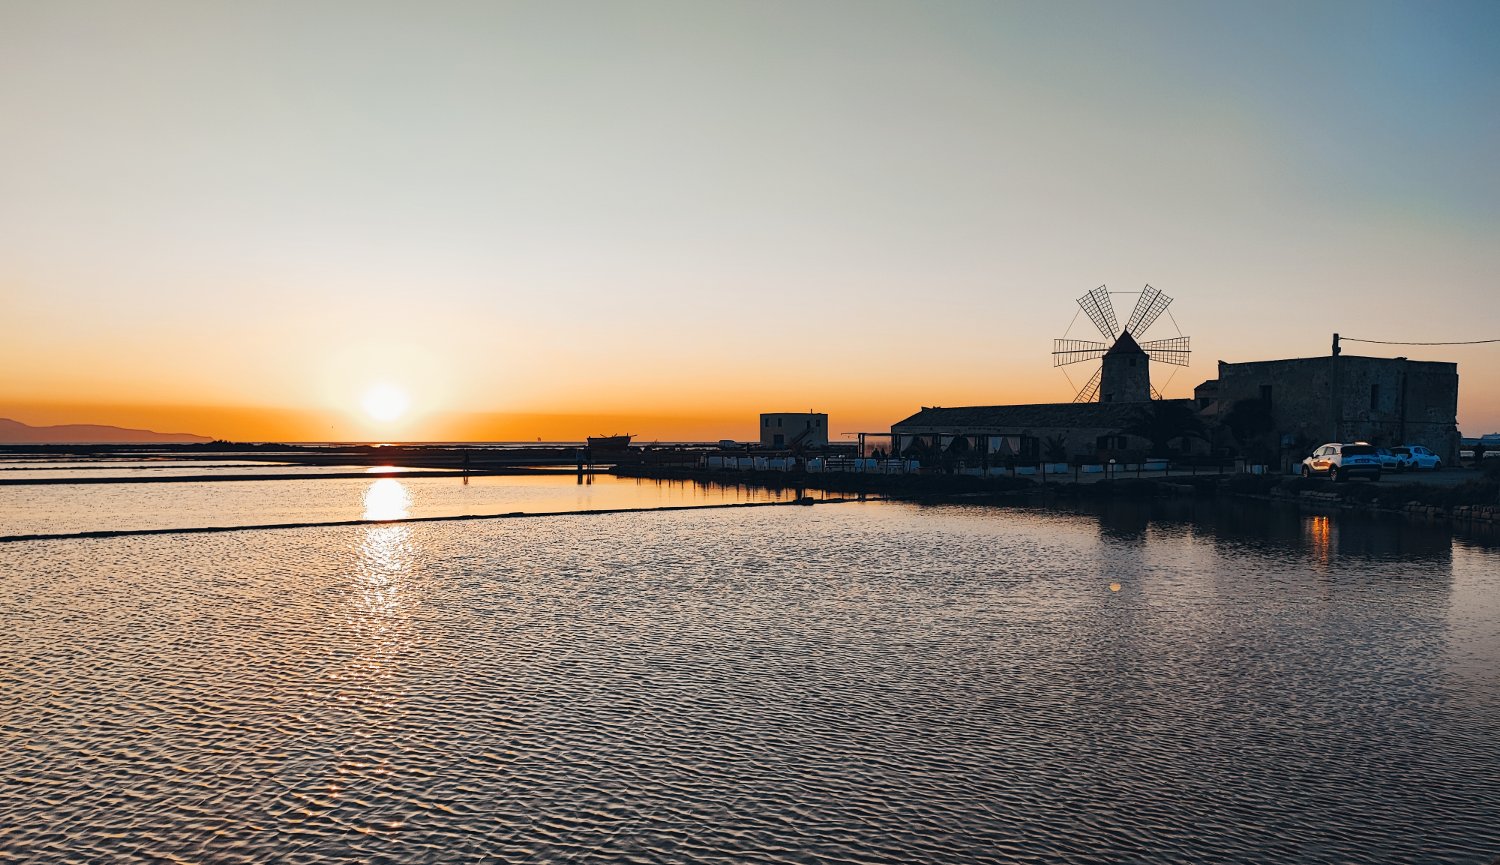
left=760, top=412, right=828, bottom=448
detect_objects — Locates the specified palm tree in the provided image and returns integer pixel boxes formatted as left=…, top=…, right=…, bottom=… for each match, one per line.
left=1123, top=401, right=1208, bottom=458
left=1221, top=398, right=1276, bottom=462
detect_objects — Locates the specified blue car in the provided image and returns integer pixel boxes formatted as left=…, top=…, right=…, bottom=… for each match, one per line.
left=1391, top=445, right=1442, bottom=471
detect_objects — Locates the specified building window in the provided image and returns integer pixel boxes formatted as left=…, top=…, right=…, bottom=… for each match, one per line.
left=1260, top=384, right=1273, bottom=408
left=1370, top=384, right=1380, bottom=411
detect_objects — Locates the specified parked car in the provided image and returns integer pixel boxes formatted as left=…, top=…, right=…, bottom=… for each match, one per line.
left=1375, top=447, right=1401, bottom=470
left=1301, top=442, right=1382, bottom=482
left=1390, top=445, right=1442, bottom=471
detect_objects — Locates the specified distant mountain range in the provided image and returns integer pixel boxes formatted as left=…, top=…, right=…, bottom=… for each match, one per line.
left=0, top=417, right=213, bottom=444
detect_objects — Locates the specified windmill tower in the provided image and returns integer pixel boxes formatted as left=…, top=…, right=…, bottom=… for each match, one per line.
left=1053, top=285, right=1190, bottom=402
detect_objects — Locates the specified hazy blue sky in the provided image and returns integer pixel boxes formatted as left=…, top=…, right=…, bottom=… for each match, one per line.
left=2, top=0, right=1497, bottom=439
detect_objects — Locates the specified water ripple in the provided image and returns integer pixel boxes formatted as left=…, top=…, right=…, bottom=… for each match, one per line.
left=2, top=502, right=1498, bottom=863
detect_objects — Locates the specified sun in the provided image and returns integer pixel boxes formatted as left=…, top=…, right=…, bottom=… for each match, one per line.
left=361, top=384, right=410, bottom=423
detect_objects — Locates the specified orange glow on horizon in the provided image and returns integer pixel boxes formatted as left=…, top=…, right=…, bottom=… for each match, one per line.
left=5, top=354, right=1499, bottom=446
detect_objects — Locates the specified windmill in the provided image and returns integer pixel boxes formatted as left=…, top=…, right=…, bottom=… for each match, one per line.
left=1052, top=284, right=1190, bottom=402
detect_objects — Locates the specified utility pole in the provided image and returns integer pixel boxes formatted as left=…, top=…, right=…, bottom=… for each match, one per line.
left=1331, top=333, right=1342, bottom=442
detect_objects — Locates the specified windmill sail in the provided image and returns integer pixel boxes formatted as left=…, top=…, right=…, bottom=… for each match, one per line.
left=1139, top=336, right=1191, bottom=366
left=1076, top=285, right=1118, bottom=340
left=1058, top=283, right=1187, bottom=402
left=1126, top=284, right=1173, bottom=336
left=1052, top=339, right=1109, bottom=366
left=1072, top=367, right=1102, bottom=403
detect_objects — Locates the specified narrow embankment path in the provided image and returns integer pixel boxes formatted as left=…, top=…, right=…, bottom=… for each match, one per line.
left=0, top=468, right=584, bottom=485
left=0, top=497, right=861, bottom=544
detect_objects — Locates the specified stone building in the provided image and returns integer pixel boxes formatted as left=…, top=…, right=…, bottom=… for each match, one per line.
left=1100, top=331, right=1151, bottom=403
left=1195, top=354, right=1459, bottom=463
left=891, top=401, right=1202, bottom=464
left=888, top=324, right=1206, bottom=464
left=759, top=412, right=828, bottom=448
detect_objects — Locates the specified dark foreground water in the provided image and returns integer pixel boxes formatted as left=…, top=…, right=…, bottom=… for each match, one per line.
left=2, top=487, right=1499, bottom=863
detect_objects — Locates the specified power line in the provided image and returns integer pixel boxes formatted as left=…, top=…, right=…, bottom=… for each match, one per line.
left=1341, top=337, right=1499, bottom=346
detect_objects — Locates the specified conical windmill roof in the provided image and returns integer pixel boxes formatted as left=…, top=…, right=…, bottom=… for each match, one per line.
left=1105, top=330, right=1147, bottom=356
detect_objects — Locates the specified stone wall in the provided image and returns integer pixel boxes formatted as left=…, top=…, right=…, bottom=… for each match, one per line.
left=1101, top=351, right=1151, bottom=403
left=1213, top=355, right=1459, bottom=462
left=893, top=424, right=1209, bottom=463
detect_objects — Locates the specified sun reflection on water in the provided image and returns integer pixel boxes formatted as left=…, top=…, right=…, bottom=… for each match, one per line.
left=362, top=478, right=412, bottom=521
left=358, top=525, right=411, bottom=609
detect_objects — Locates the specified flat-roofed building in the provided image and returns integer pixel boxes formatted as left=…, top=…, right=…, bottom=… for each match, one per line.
left=760, top=412, right=828, bottom=449
left=1194, top=354, right=1459, bottom=462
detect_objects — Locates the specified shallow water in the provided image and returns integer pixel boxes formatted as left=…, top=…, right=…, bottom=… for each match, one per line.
left=0, top=460, right=455, bottom=480
left=2, top=488, right=1498, bottom=863
left=0, top=470, right=796, bottom=536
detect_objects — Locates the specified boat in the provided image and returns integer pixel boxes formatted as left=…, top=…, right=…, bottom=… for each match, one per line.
left=587, top=434, right=632, bottom=450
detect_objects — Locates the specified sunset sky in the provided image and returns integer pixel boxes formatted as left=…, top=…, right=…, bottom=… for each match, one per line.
left=3, top=1, right=1497, bottom=442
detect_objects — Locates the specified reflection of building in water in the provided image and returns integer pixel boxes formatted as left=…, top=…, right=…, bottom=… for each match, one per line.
left=1296, top=510, right=1454, bottom=563
left=1094, top=499, right=1152, bottom=540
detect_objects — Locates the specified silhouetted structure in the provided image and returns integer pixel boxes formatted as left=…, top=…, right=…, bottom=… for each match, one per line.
left=760, top=412, right=828, bottom=448
left=891, top=401, right=1202, bottom=464
left=1195, top=355, right=1459, bottom=462
left=1100, top=331, right=1151, bottom=403
left=1052, top=285, right=1191, bottom=402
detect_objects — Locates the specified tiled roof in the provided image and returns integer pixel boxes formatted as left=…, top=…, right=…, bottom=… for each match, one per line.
left=892, top=400, right=1194, bottom=431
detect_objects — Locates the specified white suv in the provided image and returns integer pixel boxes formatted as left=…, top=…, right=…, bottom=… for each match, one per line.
left=1301, top=442, right=1382, bottom=482
left=1390, top=445, right=1442, bottom=471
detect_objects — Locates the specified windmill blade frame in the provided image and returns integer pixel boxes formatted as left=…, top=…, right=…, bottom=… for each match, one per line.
left=1139, top=336, right=1191, bottom=367
left=1076, top=285, right=1118, bottom=340
left=1126, top=284, right=1173, bottom=336
left=1072, top=367, right=1102, bottom=403
left=1052, top=339, right=1110, bottom=366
